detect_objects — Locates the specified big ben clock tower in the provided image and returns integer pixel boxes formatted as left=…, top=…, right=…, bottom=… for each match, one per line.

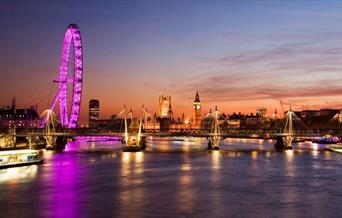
left=193, top=91, right=201, bottom=129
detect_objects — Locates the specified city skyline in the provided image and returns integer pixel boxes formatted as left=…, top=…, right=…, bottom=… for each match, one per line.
left=2, top=1, right=342, bottom=123
left=1, top=2, right=342, bottom=217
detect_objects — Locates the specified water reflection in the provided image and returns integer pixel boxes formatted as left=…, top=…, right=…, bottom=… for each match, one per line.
left=37, top=154, right=84, bottom=218
left=210, top=150, right=221, bottom=191
left=257, top=139, right=265, bottom=150
left=150, top=140, right=171, bottom=152
left=182, top=138, right=191, bottom=152
left=178, top=159, right=194, bottom=214
left=65, top=138, right=122, bottom=152
left=285, top=150, right=294, bottom=163
left=0, top=165, right=37, bottom=183
left=324, top=151, right=332, bottom=160
left=223, top=138, right=275, bottom=151
left=181, top=162, right=192, bottom=172
left=209, top=150, right=223, bottom=215
left=118, top=152, right=146, bottom=217
left=211, top=150, right=221, bottom=170
left=265, top=151, right=271, bottom=158
left=120, top=152, right=145, bottom=177
left=285, top=149, right=295, bottom=178
left=311, top=143, right=320, bottom=157
left=251, top=150, right=258, bottom=160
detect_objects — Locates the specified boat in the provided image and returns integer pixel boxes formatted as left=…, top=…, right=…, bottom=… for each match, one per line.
left=326, top=143, right=342, bottom=153
left=0, top=149, right=43, bottom=168
left=312, top=135, right=340, bottom=144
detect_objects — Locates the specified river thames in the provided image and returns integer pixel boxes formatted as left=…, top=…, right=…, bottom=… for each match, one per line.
left=0, top=137, right=341, bottom=218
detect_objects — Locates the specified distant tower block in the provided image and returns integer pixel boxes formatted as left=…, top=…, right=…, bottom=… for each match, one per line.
left=193, top=91, right=202, bottom=129
left=159, top=95, right=171, bottom=118
left=89, top=99, right=100, bottom=127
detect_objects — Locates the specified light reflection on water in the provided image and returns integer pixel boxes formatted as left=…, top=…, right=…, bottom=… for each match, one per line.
left=117, top=151, right=146, bottom=217
left=0, top=165, right=37, bottom=183
left=211, top=150, right=221, bottom=170
left=178, top=150, right=195, bottom=213
left=0, top=137, right=341, bottom=217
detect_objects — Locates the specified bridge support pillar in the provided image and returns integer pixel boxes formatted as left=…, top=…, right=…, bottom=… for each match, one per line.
left=54, top=136, right=67, bottom=150
left=122, top=135, right=146, bottom=152
left=207, top=136, right=220, bottom=150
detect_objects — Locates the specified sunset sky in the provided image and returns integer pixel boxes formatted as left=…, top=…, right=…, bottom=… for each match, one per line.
left=2, top=1, right=342, bottom=124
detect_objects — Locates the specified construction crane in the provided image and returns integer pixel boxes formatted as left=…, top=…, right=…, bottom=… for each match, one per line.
left=280, top=99, right=285, bottom=115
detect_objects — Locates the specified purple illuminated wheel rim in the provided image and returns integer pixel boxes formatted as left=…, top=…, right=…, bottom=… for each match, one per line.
left=59, top=24, right=83, bottom=128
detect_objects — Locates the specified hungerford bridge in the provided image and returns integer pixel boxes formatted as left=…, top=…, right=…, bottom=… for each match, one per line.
left=15, top=128, right=326, bottom=139
left=8, top=24, right=337, bottom=149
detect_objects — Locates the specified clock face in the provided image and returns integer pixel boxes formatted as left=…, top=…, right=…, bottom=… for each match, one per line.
left=196, top=105, right=200, bottom=109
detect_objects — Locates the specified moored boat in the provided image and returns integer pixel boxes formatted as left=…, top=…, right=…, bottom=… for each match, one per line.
left=312, top=135, right=340, bottom=144
left=326, top=143, right=342, bottom=153
left=0, top=149, right=43, bottom=169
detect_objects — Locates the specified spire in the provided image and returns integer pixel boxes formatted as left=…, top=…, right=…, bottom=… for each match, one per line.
left=168, top=104, right=173, bottom=114
left=168, top=104, right=173, bottom=120
left=11, top=97, right=16, bottom=113
left=194, top=91, right=200, bottom=103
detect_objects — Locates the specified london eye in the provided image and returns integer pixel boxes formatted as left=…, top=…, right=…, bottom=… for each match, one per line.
left=45, top=24, right=84, bottom=128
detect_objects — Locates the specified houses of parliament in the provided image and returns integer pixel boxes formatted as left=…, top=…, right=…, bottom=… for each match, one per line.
left=156, top=92, right=202, bottom=130
left=88, top=92, right=203, bottom=131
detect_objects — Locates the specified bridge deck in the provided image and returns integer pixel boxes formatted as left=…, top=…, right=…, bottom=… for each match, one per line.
left=13, top=129, right=326, bottom=138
